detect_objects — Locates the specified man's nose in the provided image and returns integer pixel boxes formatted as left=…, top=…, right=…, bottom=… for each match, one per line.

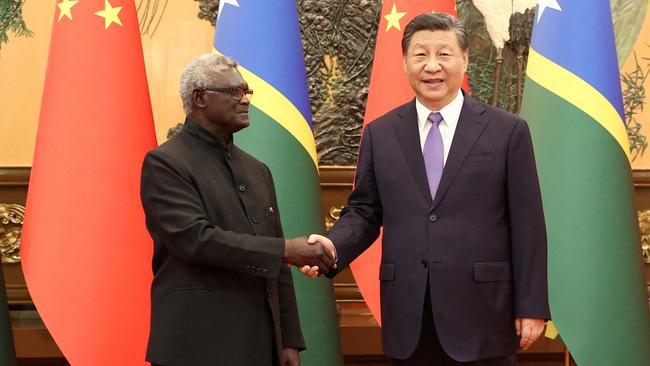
left=424, top=59, right=442, bottom=72
left=239, top=95, right=251, bottom=105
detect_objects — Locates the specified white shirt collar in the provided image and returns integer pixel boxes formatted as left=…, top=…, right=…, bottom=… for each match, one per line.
left=415, top=89, right=464, bottom=134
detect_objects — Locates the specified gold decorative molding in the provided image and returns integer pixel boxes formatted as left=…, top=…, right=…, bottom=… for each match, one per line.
left=0, top=203, right=24, bottom=263
left=637, top=209, right=650, bottom=264
left=325, top=206, right=344, bottom=232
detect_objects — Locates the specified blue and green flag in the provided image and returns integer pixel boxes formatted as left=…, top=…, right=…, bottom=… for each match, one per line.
left=521, top=1, right=650, bottom=365
left=214, top=2, right=343, bottom=365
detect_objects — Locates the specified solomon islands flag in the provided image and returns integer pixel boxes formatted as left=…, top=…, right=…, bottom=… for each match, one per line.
left=214, top=2, right=343, bottom=365
left=520, top=1, right=650, bottom=365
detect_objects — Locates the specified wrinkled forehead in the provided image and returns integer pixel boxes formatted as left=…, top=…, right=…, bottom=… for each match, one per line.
left=208, top=65, right=245, bottom=86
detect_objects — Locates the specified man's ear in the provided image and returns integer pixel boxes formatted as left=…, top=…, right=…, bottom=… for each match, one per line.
left=192, top=89, right=208, bottom=109
left=462, top=50, right=469, bottom=73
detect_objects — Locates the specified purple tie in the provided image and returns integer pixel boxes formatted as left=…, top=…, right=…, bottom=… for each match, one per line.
left=423, top=112, right=444, bottom=200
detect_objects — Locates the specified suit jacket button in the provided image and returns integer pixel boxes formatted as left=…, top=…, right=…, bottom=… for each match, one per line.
left=238, top=184, right=246, bottom=192
left=428, top=214, right=438, bottom=222
left=251, top=216, right=260, bottom=224
left=420, top=260, right=428, bottom=268
left=226, top=151, right=232, bottom=160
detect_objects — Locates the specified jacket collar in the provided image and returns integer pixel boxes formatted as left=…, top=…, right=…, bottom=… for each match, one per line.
left=432, top=93, right=487, bottom=209
left=182, top=118, right=234, bottom=152
left=393, top=91, right=488, bottom=208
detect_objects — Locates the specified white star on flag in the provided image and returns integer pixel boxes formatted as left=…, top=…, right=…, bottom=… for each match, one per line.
left=217, top=0, right=240, bottom=21
left=536, top=0, right=562, bottom=23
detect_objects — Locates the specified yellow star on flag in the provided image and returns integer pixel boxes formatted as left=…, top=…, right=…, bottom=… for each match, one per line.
left=94, top=0, right=123, bottom=30
left=57, top=0, right=79, bottom=21
left=384, top=3, right=407, bottom=32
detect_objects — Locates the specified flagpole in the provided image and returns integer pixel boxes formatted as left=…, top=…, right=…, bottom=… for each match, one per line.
left=564, top=345, right=570, bottom=366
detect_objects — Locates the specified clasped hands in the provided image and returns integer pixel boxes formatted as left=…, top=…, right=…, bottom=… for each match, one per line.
left=283, top=234, right=336, bottom=277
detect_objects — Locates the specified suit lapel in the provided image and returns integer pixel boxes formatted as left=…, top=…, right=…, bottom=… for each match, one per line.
left=393, top=100, right=433, bottom=204
left=432, top=95, right=488, bottom=209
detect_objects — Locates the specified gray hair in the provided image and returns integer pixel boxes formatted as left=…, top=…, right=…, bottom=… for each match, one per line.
left=401, top=13, right=469, bottom=55
left=179, top=53, right=238, bottom=115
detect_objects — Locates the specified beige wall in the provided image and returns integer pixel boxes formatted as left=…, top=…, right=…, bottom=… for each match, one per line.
left=0, top=1, right=215, bottom=166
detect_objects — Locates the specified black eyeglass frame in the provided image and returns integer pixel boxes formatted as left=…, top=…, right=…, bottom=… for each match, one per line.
left=199, top=86, right=253, bottom=101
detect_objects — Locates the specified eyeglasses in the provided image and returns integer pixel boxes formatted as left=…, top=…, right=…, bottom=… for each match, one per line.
left=199, top=86, right=253, bottom=101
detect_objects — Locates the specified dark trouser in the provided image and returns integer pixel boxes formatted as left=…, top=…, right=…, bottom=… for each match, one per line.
left=152, top=358, right=279, bottom=366
left=152, top=297, right=279, bottom=366
left=388, top=287, right=516, bottom=366
left=152, top=355, right=279, bottom=366
left=151, top=352, right=280, bottom=366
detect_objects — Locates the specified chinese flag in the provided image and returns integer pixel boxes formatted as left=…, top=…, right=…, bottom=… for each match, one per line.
left=21, top=1, right=156, bottom=364
left=351, top=1, right=468, bottom=325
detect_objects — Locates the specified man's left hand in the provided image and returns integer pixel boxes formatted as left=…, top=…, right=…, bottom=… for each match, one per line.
left=282, top=347, right=300, bottom=366
left=515, top=317, right=545, bottom=350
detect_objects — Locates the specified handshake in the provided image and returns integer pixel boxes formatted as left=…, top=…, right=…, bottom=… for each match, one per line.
left=283, top=234, right=336, bottom=278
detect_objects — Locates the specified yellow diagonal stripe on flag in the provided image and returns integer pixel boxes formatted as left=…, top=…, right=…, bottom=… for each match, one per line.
left=213, top=48, right=318, bottom=169
left=526, top=48, right=630, bottom=161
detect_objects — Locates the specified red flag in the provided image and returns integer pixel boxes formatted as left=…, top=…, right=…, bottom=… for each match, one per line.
left=351, top=1, right=468, bottom=325
left=21, top=1, right=156, bottom=364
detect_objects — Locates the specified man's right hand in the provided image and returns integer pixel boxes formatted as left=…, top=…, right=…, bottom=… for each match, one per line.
left=283, top=236, right=335, bottom=272
left=298, top=234, right=337, bottom=279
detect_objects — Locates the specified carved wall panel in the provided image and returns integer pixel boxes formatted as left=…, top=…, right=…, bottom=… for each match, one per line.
left=300, top=0, right=380, bottom=165
left=0, top=204, right=23, bottom=264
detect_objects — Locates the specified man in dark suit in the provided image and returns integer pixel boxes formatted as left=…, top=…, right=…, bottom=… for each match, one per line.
left=304, top=13, right=549, bottom=365
left=140, top=54, right=335, bottom=366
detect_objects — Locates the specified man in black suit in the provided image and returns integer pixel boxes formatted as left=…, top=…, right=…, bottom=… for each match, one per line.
left=304, top=13, right=549, bottom=365
left=140, top=53, right=335, bottom=366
